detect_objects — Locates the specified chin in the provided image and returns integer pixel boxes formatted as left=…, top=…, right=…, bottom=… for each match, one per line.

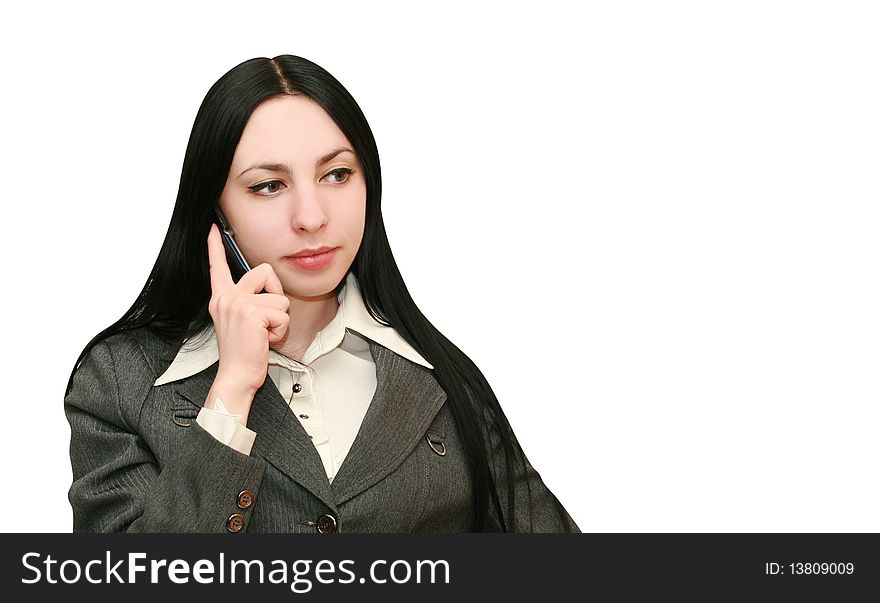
left=280, top=270, right=344, bottom=300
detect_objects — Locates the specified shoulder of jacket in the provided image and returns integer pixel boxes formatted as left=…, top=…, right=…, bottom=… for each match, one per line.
left=103, top=326, right=179, bottom=366
left=96, top=326, right=182, bottom=429
left=99, top=327, right=181, bottom=392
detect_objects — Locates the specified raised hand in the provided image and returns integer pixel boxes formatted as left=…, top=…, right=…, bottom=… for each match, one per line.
left=205, top=222, right=290, bottom=415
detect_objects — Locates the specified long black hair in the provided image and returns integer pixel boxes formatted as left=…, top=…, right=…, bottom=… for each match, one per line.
left=65, top=55, right=572, bottom=532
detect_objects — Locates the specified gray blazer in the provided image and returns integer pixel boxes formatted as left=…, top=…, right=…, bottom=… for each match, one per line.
left=65, top=327, right=581, bottom=533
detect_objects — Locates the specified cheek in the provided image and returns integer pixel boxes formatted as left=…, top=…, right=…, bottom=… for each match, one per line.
left=236, top=217, right=287, bottom=263
left=353, top=206, right=367, bottom=246
left=337, top=193, right=367, bottom=238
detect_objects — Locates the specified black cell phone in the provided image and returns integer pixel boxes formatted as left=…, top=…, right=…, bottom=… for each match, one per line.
left=214, top=206, right=251, bottom=283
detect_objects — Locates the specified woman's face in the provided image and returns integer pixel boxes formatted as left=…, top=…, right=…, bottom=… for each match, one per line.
left=219, top=95, right=366, bottom=301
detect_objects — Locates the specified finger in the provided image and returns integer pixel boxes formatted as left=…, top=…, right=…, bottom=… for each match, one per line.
left=261, top=263, right=285, bottom=297
left=207, top=223, right=234, bottom=295
left=245, top=292, right=290, bottom=313
left=238, top=262, right=285, bottom=297
left=261, top=308, right=290, bottom=343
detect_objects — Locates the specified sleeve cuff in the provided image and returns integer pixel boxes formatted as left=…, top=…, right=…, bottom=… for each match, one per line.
left=196, top=399, right=257, bottom=456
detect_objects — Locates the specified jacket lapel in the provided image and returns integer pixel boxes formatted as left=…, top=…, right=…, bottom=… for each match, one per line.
left=330, top=340, right=447, bottom=505
left=170, top=337, right=448, bottom=509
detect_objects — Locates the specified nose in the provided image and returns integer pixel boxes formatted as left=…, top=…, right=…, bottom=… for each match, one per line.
left=287, top=182, right=328, bottom=232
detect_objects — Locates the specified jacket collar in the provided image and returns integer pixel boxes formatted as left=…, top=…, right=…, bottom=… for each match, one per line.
left=153, top=271, right=432, bottom=386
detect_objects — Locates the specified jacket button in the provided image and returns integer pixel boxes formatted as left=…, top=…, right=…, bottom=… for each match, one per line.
left=226, top=513, right=245, bottom=533
left=237, top=489, right=255, bottom=509
left=316, top=514, right=337, bottom=533
left=293, top=383, right=302, bottom=393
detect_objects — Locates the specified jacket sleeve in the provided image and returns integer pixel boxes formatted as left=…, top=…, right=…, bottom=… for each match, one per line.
left=65, top=339, right=267, bottom=533
left=484, top=405, right=582, bottom=533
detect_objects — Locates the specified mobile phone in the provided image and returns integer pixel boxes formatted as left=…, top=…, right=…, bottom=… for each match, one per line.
left=214, top=206, right=251, bottom=282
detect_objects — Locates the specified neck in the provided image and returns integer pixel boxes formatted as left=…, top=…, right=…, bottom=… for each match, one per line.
left=270, top=290, right=339, bottom=362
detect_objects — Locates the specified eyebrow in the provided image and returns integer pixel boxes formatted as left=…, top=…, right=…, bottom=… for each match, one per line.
left=237, top=147, right=355, bottom=179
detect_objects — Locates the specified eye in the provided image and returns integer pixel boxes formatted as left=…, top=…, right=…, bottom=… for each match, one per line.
left=248, top=180, right=285, bottom=196
left=247, top=168, right=356, bottom=197
left=324, top=167, right=355, bottom=184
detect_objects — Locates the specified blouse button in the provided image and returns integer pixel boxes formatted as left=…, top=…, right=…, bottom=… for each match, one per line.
left=293, top=383, right=302, bottom=393
left=299, top=414, right=309, bottom=419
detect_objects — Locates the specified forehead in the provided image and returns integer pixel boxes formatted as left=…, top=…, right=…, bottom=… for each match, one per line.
left=232, top=95, right=350, bottom=163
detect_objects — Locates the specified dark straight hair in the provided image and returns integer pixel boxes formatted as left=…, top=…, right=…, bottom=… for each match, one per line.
left=65, top=55, right=572, bottom=532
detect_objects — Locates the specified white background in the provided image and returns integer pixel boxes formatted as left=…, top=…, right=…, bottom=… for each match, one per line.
left=1, top=1, right=878, bottom=532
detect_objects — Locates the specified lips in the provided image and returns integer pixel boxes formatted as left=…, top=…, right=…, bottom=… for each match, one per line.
left=284, top=247, right=338, bottom=271
left=287, top=246, right=338, bottom=258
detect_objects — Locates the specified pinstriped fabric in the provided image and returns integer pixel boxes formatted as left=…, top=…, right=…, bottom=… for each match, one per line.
left=65, top=326, right=581, bottom=533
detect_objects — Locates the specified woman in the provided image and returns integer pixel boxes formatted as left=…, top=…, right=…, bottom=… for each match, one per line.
left=64, top=55, right=580, bottom=533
